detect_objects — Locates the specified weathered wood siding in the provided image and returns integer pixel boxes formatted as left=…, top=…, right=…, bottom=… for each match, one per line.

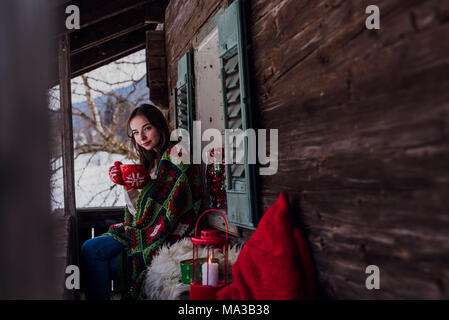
left=146, top=30, right=169, bottom=109
left=166, top=0, right=222, bottom=122
left=165, top=0, right=449, bottom=299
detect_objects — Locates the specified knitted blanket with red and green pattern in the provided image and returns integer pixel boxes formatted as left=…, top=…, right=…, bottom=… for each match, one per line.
left=104, top=144, right=202, bottom=299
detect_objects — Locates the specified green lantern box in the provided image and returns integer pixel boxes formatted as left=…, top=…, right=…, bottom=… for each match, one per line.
left=180, top=257, right=220, bottom=285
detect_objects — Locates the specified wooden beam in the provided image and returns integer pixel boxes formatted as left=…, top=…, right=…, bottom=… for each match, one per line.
left=144, top=1, right=167, bottom=23
left=58, top=33, right=80, bottom=300
left=53, top=0, right=167, bottom=37
left=48, top=0, right=167, bottom=86
left=70, top=26, right=150, bottom=79
left=58, top=34, right=76, bottom=218
left=146, top=30, right=169, bottom=109
left=49, top=24, right=157, bottom=87
left=70, top=6, right=155, bottom=55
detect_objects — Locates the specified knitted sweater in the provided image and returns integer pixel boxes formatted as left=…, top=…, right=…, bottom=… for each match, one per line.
left=104, top=143, right=202, bottom=299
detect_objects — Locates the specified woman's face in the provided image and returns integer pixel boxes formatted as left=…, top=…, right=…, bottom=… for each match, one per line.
left=130, top=114, right=161, bottom=152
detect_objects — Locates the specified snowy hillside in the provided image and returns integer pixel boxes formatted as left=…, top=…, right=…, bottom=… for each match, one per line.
left=51, top=152, right=137, bottom=210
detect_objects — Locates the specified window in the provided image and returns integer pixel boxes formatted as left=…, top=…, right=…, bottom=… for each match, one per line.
left=174, top=0, right=259, bottom=229
left=48, top=49, right=149, bottom=210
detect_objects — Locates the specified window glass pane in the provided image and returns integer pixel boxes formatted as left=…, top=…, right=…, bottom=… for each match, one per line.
left=48, top=86, right=64, bottom=212
left=49, top=49, right=150, bottom=209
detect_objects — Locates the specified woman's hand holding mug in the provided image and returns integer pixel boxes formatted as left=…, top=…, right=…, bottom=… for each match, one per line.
left=108, top=161, right=150, bottom=190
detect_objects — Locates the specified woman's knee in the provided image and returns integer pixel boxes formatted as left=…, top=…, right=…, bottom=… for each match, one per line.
left=81, top=237, right=97, bottom=261
left=81, top=236, right=108, bottom=260
left=81, top=235, right=123, bottom=261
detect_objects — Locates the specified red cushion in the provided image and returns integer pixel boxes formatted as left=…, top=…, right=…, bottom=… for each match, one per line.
left=216, top=191, right=316, bottom=300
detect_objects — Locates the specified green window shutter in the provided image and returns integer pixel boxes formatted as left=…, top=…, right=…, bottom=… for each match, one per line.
left=173, top=50, right=194, bottom=152
left=218, top=0, right=258, bottom=229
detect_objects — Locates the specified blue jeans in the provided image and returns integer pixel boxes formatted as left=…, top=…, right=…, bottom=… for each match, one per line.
left=81, top=235, right=124, bottom=300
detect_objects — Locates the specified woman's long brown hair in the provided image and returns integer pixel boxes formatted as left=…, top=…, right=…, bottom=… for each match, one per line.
left=127, top=104, right=172, bottom=172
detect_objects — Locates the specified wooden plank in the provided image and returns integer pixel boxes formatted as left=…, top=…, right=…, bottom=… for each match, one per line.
left=165, top=0, right=224, bottom=111
left=147, top=56, right=167, bottom=71
left=52, top=0, right=165, bottom=37
left=70, top=8, right=155, bottom=55
left=77, top=207, right=124, bottom=227
left=58, top=34, right=76, bottom=219
left=146, top=38, right=166, bottom=57
left=70, top=27, right=149, bottom=79
left=207, top=211, right=240, bottom=237
left=51, top=209, right=71, bottom=299
left=58, top=33, right=80, bottom=300
left=49, top=27, right=151, bottom=87
left=49, top=2, right=165, bottom=86
left=76, top=208, right=125, bottom=296
left=146, top=30, right=169, bottom=108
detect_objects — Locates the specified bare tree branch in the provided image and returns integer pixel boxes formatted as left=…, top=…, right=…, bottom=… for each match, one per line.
left=76, top=152, right=97, bottom=187
left=84, top=74, right=141, bottom=87
left=113, top=60, right=146, bottom=65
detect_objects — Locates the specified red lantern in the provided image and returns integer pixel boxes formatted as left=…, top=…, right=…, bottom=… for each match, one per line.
left=190, top=209, right=229, bottom=300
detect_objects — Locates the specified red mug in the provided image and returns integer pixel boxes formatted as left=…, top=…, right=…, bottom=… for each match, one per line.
left=119, top=163, right=150, bottom=189
left=109, top=161, right=150, bottom=189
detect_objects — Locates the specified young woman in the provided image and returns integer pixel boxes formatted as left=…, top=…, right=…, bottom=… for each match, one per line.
left=81, top=104, right=202, bottom=300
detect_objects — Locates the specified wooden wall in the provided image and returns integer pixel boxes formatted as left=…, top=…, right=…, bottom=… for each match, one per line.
left=165, top=0, right=232, bottom=124
left=165, top=0, right=449, bottom=299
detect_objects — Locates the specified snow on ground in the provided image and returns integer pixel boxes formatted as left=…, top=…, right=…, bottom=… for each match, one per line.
left=51, top=152, right=135, bottom=211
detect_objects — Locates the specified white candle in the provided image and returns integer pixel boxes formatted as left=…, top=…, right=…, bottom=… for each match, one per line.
left=202, top=257, right=219, bottom=286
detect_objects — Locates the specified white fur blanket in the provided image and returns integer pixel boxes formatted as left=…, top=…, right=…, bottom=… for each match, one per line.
left=143, top=237, right=241, bottom=300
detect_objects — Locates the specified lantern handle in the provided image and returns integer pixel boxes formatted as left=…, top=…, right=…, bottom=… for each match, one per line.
left=194, top=208, right=229, bottom=239
left=193, top=208, right=229, bottom=285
